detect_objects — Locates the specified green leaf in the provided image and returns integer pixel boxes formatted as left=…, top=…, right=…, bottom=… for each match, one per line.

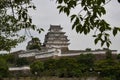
left=76, top=26, right=79, bottom=33
left=106, top=42, right=110, bottom=48
left=101, top=41, right=105, bottom=46
left=84, top=6, right=87, bottom=11
left=68, top=0, right=77, bottom=8
left=94, top=38, right=99, bottom=44
left=76, top=24, right=82, bottom=33
left=40, top=28, right=44, bottom=31
left=57, top=5, right=62, bottom=9
left=113, top=27, right=118, bottom=36
left=57, top=0, right=63, bottom=4
left=18, top=15, right=21, bottom=20
left=70, top=14, right=77, bottom=22
left=63, top=0, right=67, bottom=3
left=29, top=18, right=32, bottom=23
left=97, top=10, right=102, bottom=17
left=57, top=5, right=62, bottom=13
left=31, top=25, right=35, bottom=30
left=93, top=35, right=97, bottom=37
left=102, top=0, right=105, bottom=4
left=72, top=17, right=79, bottom=29
left=57, top=5, right=64, bottom=13
left=33, top=5, right=36, bottom=9
left=84, top=27, right=88, bottom=35
left=101, top=7, right=106, bottom=14
left=64, top=7, right=70, bottom=16
left=81, top=0, right=86, bottom=7
left=118, top=0, right=120, bottom=3
left=97, top=0, right=102, bottom=5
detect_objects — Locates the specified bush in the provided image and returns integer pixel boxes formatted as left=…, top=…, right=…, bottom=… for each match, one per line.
left=30, top=60, right=44, bottom=76
left=0, top=58, right=9, bottom=78
left=16, top=58, right=29, bottom=67
left=94, top=59, right=120, bottom=79
left=77, top=53, right=95, bottom=70
left=44, top=59, right=58, bottom=76
left=43, top=58, right=83, bottom=77
left=0, top=54, right=15, bottom=64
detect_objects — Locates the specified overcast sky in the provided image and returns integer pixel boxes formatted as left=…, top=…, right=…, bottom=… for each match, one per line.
left=11, top=0, right=120, bottom=53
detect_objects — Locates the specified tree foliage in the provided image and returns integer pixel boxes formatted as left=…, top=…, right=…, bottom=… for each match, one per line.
left=43, top=58, right=83, bottom=77
left=38, top=55, right=95, bottom=77
left=56, top=58, right=82, bottom=77
left=26, top=37, right=41, bottom=50
left=30, top=60, right=44, bottom=76
left=77, top=53, right=95, bottom=67
left=0, top=58, right=9, bottom=78
left=0, top=53, right=120, bottom=78
left=0, top=54, right=15, bottom=64
left=0, top=0, right=43, bottom=51
left=94, top=59, right=120, bottom=79
left=56, top=0, right=120, bottom=48
left=16, top=57, right=29, bottom=67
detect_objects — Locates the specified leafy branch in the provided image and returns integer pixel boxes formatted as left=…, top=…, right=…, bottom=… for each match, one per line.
left=56, top=0, right=120, bottom=48
left=0, top=0, right=44, bottom=51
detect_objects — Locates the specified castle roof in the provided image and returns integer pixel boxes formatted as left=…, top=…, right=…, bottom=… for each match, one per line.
left=49, top=25, right=62, bottom=31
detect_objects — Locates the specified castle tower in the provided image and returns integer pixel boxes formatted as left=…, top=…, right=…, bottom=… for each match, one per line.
left=44, top=25, right=70, bottom=49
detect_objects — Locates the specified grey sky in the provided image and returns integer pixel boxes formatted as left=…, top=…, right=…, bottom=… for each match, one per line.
left=11, top=0, right=120, bottom=53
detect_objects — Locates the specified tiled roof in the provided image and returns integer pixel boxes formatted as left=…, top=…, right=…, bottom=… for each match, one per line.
left=49, top=25, right=62, bottom=30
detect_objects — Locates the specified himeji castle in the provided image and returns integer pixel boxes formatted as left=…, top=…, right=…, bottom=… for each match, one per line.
left=13, top=25, right=117, bottom=59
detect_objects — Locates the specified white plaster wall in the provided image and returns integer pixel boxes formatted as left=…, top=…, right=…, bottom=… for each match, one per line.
left=9, top=66, right=30, bottom=71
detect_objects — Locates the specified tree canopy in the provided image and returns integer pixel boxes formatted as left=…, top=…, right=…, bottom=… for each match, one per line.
left=26, top=37, right=41, bottom=50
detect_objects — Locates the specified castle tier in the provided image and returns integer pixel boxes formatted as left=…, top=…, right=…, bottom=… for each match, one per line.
left=44, top=25, right=70, bottom=48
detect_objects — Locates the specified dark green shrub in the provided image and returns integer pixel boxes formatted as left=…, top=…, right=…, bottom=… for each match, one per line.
left=30, top=60, right=44, bottom=76
left=16, top=58, right=29, bottom=66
